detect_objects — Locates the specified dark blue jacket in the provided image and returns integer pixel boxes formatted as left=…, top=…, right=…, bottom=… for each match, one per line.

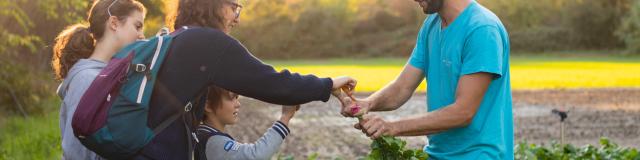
left=135, top=27, right=332, bottom=160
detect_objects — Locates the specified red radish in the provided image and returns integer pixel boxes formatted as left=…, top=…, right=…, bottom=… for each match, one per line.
left=351, top=106, right=361, bottom=115
left=341, top=86, right=362, bottom=116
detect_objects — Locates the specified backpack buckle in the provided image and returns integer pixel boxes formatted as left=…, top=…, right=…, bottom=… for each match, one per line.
left=156, top=27, right=170, bottom=36
left=184, top=102, right=193, bottom=112
left=192, top=132, right=199, bottom=143
left=134, top=64, right=147, bottom=72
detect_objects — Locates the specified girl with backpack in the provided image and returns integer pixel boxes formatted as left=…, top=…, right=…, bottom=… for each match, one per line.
left=51, top=0, right=146, bottom=159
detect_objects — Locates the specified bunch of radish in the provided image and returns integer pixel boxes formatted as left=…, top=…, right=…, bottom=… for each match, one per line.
left=344, top=90, right=428, bottom=160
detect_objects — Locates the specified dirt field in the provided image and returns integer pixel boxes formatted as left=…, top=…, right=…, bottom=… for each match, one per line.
left=226, top=88, right=640, bottom=159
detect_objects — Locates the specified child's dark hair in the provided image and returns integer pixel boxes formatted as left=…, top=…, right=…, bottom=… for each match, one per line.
left=205, top=85, right=237, bottom=112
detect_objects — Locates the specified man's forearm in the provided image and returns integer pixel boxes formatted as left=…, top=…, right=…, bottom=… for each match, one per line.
left=367, top=80, right=415, bottom=112
left=389, top=102, right=474, bottom=136
left=362, top=64, right=424, bottom=113
left=381, top=73, right=491, bottom=137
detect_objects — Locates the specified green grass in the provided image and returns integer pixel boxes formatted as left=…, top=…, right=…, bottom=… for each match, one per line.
left=0, top=97, right=61, bottom=160
left=0, top=112, right=61, bottom=160
left=268, top=55, right=640, bottom=92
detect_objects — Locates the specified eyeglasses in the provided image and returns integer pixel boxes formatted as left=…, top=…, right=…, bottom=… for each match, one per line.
left=107, top=0, right=119, bottom=17
left=225, top=1, right=243, bottom=19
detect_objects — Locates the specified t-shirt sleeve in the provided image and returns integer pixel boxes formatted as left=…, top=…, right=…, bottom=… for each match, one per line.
left=461, top=26, right=505, bottom=79
left=408, top=19, right=430, bottom=72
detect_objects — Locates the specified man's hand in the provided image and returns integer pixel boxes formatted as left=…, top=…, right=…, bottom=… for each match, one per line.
left=280, top=105, right=300, bottom=126
left=340, top=97, right=372, bottom=117
left=355, top=115, right=396, bottom=139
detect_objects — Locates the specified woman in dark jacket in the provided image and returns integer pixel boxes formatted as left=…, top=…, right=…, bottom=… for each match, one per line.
left=134, top=0, right=357, bottom=159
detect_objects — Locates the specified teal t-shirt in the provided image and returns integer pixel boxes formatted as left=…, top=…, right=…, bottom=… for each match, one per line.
left=408, top=1, right=513, bottom=160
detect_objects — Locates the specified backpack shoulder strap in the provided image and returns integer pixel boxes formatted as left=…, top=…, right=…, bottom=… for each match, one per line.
left=151, top=86, right=208, bottom=136
left=151, top=102, right=190, bottom=135
left=142, top=25, right=196, bottom=136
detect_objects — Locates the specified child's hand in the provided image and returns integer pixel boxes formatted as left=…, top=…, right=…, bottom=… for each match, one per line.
left=280, top=105, right=300, bottom=126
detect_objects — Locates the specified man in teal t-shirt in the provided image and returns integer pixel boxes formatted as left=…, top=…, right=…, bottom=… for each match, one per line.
left=340, top=0, right=513, bottom=159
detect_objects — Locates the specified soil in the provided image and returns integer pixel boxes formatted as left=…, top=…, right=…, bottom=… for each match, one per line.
left=224, top=88, right=640, bottom=159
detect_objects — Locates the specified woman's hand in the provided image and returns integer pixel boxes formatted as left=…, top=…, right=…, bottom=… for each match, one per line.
left=331, top=76, right=357, bottom=97
left=331, top=76, right=357, bottom=106
left=280, top=105, right=300, bottom=126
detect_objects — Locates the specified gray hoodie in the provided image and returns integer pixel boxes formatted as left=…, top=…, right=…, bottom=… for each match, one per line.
left=56, top=59, right=106, bottom=160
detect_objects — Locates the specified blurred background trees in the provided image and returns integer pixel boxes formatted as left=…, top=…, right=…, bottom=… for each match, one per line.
left=617, top=0, right=640, bottom=55
left=1, top=0, right=89, bottom=116
left=1, top=0, right=639, bottom=116
left=234, top=0, right=638, bottom=57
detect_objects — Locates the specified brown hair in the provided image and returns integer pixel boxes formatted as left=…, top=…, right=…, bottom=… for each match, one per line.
left=52, top=0, right=146, bottom=81
left=205, top=85, right=236, bottom=112
left=165, top=0, right=226, bottom=31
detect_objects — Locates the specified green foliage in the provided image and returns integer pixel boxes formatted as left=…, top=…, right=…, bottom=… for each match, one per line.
left=515, top=138, right=640, bottom=160
left=0, top=0, right=166, bottom=116
left=0, top=61, right=55, bottom=116
left=562, top=0, right=629, bottom=49
left=616, top=0, right=640, bottom=55
left=0, top=0, right=87, bottom=116
left=232, top=0, right=424, bottom=59
left=231, top=0, right=638, bottom=57
left=481, top=0, right=633, bottom=52
left=0, top=111, right=62, bottom=160
left=275, top=135, right=428, bottom=160
left=346, top=116, right=428, bottom=160
left=508, top=26, right=572, bottom=52
left=363, top=136, right=428, bottom=160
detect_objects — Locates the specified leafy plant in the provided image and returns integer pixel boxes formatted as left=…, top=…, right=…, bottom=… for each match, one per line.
left=362, top=135, right=428, bottom=160
left=515, top=138, right=640, bottom=160
left=350, top=105, right=428, bottom=160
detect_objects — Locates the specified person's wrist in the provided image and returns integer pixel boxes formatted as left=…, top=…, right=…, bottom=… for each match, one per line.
left=364, top=97, right=377, bottom=112
left=330, top=77, right=340, bottom=89
left=279, top=116, right=291, bottom=125
left=388, top=120, right=400, bottom=136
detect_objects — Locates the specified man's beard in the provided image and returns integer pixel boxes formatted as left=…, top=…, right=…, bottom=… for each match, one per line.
left=423, top=0, right=444, bottom=14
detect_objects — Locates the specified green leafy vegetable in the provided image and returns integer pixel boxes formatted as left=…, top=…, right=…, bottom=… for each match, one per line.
left=355, top=115, right=429, bottom=160
left=515, top=137, right=640, bottom=160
